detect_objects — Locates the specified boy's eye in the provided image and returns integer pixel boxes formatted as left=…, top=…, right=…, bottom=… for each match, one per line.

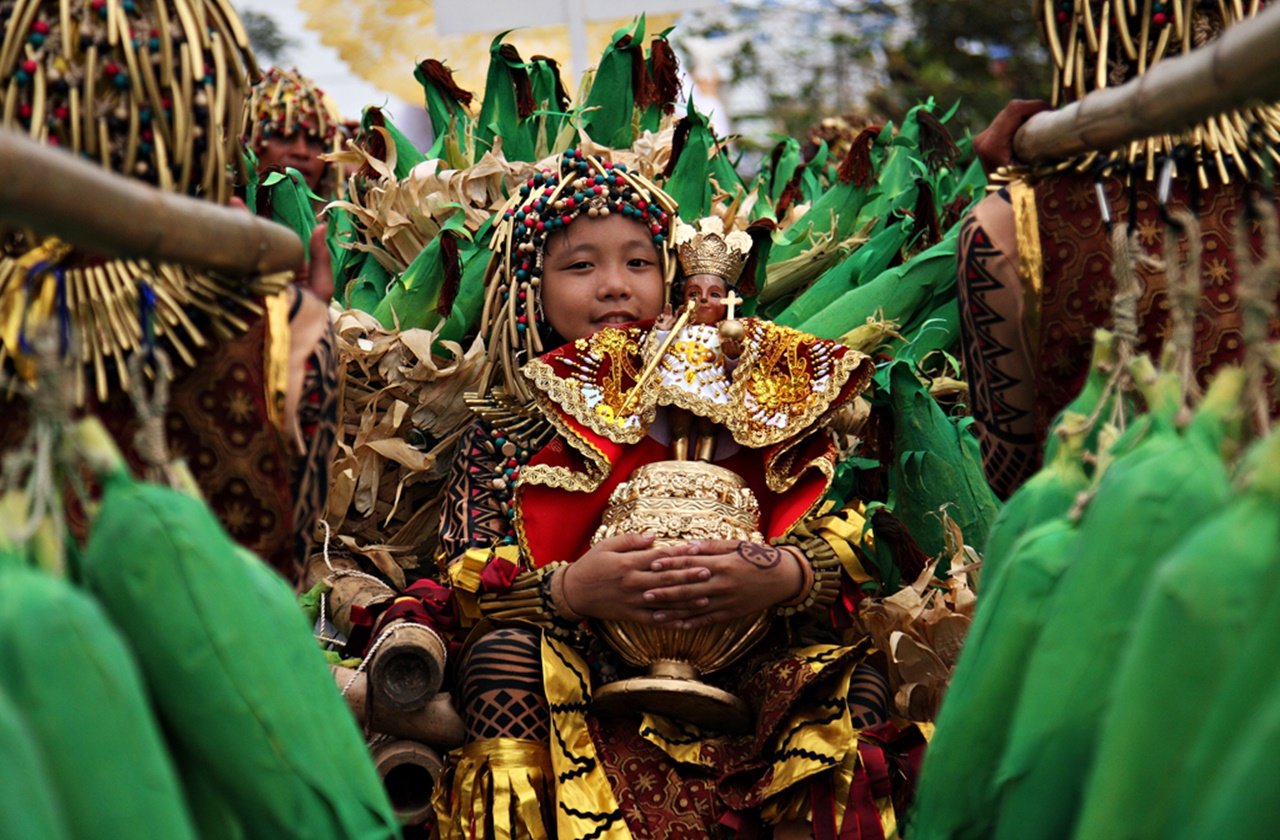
left=566, top=261, right=593, bottom=270
left=628, top=258, right=655, bottom=268
left=710, top=290, right=723, bottom=299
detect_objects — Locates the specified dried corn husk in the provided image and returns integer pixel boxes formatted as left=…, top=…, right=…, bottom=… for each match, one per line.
left=990, top=368, right=1243, bottom=840
left=857, top=514, right=977, bottom=722
left=325, top=310, right=484, bottom=577
left=1078, top=412, right=1280, bottom=839
left=327, top=147, right=536, bottom=274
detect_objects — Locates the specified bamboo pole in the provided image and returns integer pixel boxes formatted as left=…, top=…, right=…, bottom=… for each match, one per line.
left=369, top=739, right=444, bottom=827
left=0, top=128, right=303, bottom=275
left=1015, top=3, right=1280, bottom=162
left=332, top=666, right=466, bottom=748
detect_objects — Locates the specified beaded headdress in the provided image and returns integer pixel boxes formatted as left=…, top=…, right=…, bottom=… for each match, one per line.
left=1037, top=0, right=1280, bottom=181
left=0, top=0, right=256, bottom=198
left=0, top=0, right=284, bottom=403
left=674, top=216, right=752, bottom=286
left=242, top=66, right=341, bottom=153
left=476, top=148, right=680, bottom=403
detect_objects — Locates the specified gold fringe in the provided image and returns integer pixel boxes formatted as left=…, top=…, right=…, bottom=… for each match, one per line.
left=1010, top=178, right=1045, bottom=359
left=0, top=238, right=288, bottom=404
left=542, top=634, right=633, bottom=840
left=263, top=288, right=290, bottom=435
left=434, top=737, right=553, bottom=840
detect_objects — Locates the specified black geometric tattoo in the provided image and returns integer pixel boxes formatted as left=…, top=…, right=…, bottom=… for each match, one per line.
left=736, top=542, right=783, bottom=570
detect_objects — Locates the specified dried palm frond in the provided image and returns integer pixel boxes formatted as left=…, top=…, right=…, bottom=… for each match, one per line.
left=324, top=309, right=485, bottom=578
left=857, top=512, right=978, bottom=721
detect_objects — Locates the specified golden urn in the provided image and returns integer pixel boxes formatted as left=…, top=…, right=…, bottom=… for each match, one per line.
left=590, top=460, right=771, bottom=731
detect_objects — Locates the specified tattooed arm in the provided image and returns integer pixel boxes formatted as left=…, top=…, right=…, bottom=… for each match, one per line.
left=637, top=540, right=808, bottom=629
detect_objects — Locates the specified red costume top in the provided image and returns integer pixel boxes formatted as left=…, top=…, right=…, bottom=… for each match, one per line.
left=515, top=319, right=873, bottom=568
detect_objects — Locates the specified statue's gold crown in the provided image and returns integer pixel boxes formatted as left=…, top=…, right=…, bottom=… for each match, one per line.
left=676, top=227, right=751, bottom=284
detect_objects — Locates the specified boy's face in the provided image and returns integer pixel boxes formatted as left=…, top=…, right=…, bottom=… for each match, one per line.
left=541, top=213, right=665, bottom=342
left=683, top=274, right=728, bottom=325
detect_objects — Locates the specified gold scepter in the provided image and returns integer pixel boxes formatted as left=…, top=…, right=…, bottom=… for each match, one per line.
left=615, top=299, right=695, bottom=422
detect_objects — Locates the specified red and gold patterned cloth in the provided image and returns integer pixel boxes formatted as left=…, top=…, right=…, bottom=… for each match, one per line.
left=1031, top=172, right=1280, bottom=437
left=2, top=303, right=300, bottom=578
left=957, top=176, right=1280, bottom=494
left=542, top=633, right=925, bottom=839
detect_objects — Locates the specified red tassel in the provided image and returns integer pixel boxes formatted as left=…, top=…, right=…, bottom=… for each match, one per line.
left=646, top=38, right=682, bottom=114
left=736, top=219, right=776, bottom=298
left=252, top=164, right=285, bottom=219
left=416, top=59, right=474, bottom=108
left=436, top=232, right=462, bottom=317
left=838, top=126, right=881, bottom=187
left=530, top=55, right=571, bottom=111
left=869, top=508, right=930, bottom=583
left=358, top=108, right=389, bottom=178
left=775, top=163, right=807, bottom=217
left=498, top=44, right=536, bottom=119
left=911, top=180, right=941, bottom=248
left=615, top=34, right=650, bottom=110
left=917, top=110, right=959, bottom=172
left=663, top=116, right=693, bottom=179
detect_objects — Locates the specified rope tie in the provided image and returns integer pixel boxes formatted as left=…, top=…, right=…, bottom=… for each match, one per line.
left=126, top=348, right=174, bottom=482
left=340, top=621, right=422, bottom=698
left=1098, top=223, right=1151, bottom=430
left=1235, top=198, right=1280, bottom=435
left=7, top=334, right=72, bottom=554
left=1162, top=208, right=1205, bottom=411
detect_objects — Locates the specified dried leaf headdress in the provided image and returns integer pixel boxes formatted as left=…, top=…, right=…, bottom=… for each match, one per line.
left=0, top=0, right=285, bottom=403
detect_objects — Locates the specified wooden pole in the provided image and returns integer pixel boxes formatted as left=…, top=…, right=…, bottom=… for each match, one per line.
left=1014, top=4, right=1280, bottom=163
left=0, top=129, right=304, bottom=276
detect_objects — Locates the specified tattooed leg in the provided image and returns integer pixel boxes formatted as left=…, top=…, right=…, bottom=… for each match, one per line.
left=848, top=662, right=889, bottom=730
left=459, top=627, right=549, bottom=743
left=957, top=191, right=1040, bottom=497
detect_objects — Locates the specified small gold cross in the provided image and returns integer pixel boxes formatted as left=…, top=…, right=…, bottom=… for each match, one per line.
left=722, top=289, right=743, bottom=321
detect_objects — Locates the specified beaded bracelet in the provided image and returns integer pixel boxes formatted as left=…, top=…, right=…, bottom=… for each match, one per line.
left=772, top=534, right=842, bottom=618
left=775, top=546, right=816, bottom=611
left=542, top=562, right=585, bottom=622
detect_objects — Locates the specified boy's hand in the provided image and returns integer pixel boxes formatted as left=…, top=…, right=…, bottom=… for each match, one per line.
left=561, top=533, right=707, bottom=623
left=643, top=541, right=807, bottom=629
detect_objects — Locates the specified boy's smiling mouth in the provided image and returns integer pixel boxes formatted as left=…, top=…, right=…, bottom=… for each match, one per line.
left=595, top=311, right=637, bottom=325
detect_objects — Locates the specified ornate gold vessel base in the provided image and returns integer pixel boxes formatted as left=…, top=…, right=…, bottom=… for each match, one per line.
left=590, top=460, right=769, bottom=735
left=592, top=661, right=751, bottom=734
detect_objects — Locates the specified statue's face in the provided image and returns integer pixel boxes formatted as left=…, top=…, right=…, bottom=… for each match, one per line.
left=683, top=274, right=728, bottom=325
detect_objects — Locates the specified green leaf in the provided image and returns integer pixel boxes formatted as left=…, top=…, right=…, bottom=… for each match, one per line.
left=884, top=360, right=1001, bottom=558
left=663, top=98, right=717, bottom=221
left=580, top=17, right=645, bottom=148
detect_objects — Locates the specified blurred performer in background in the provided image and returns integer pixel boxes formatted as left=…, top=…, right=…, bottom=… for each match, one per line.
left=242, top=65, right=344, bottom=200
left=957, top=0, right=1280, bottom=497
left=0, top=0, right=334, bottom=582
